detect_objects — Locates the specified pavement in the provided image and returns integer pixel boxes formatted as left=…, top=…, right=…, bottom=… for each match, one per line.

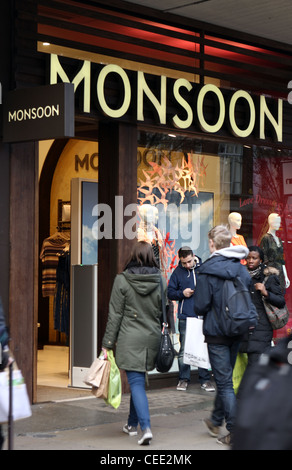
left=1, top=382, right=229, bottom=452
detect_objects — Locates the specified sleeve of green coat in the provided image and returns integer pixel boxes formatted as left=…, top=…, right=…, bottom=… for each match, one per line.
left=102, top=275, right=126, bottom=350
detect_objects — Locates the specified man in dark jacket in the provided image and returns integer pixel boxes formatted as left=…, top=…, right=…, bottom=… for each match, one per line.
left=193, top=226, right=253, bottom=446
left=168, top=246, right=214, bottom=392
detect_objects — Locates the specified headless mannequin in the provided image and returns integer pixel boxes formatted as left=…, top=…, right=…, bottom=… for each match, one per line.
left=228, top=212, right=247, bottom=264
left=137, top=205, right=159, bottom=244
left=137, top=205, right=167, bottom=274
left=260, top=213, right=290, bottom=290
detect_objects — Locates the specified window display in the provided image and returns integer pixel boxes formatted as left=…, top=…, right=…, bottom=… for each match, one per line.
left=260, top=213, right=290, bottom=292
left=137, top=139, right=214, bottom=276
left=137, top=131, right=292, bottom=339
left=228, top=212, right=247, bottom=265
left=137, top=204, right=167, bottom=275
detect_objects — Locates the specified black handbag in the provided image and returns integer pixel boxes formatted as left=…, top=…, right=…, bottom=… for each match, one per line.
left=155, top=278, right=175, bottom=373
left=262, top=277, right=289, bottom=330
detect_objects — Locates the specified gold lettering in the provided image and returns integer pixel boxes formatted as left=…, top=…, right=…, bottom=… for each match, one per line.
left=50, top=54, right=91, bottom=113
left=197, top=84, right=225, bottom=133
left=48, top=54, right=284, bottom=143
left=137, top=72, right=166, bottom=124
left=172, top=79, right=193, bottom=129
left=97, top=64, right=131, bottom=118
left=260, top=95, right=283, bottom=142
left=229, top=90, right=255, bottom=138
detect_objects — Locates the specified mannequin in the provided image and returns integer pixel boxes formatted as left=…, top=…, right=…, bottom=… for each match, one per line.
left=137, top=205, right=159, bottom=243
left=137, top=204, right=167, bottom=275
left=260, top=213, right=290, bottom=291
left=228, top=212, right=247, bottom=264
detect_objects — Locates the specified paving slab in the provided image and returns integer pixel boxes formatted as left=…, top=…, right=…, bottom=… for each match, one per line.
left=1, top=384, right=229, bottom=452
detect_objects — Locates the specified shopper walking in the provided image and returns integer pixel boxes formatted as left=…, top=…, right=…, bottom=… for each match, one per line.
left=102, top=241, right=167, bottom=445
left=193, top=225, right=253, bottom=446
left=168, top=246, right=214, bottom=392
left=240, top=246, right=285, bottom=367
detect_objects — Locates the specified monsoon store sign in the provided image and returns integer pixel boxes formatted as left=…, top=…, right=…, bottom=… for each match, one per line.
left=50, top=54, right=283, bottom=143
left=2, top=82, right=74, bottom=143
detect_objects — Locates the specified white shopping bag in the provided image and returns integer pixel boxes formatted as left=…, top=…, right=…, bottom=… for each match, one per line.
left=0, top=367, right=32, bottom=424
left=183, top=317, right=210, bottom=369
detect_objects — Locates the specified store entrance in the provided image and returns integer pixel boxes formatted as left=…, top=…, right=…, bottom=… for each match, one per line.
left=37, top=139, right=99, bottom=402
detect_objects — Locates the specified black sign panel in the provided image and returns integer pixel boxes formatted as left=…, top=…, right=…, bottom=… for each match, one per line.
left=2, top=83, right=74, bottom=142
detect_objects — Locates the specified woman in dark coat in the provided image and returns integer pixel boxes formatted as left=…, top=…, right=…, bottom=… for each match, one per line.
left=102, top=241, right=167, bottom=446
left=242, top=246, right=286, bottom=367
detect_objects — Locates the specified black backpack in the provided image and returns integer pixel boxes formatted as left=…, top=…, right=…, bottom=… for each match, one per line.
left=213, top=276, right=258, bottom=337
left=233, top=335, right=292, bottom=450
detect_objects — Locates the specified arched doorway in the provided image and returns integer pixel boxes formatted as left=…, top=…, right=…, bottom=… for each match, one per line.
left=37, top=138, right=99, bottom=400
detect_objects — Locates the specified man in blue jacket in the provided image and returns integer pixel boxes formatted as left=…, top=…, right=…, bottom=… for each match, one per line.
left=193, top=225, right=253, bottom=446
left=168, top=246, right=215, bottom=392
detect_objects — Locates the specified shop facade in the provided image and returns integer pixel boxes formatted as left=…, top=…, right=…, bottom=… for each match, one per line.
left=1, top=0, right=292, bottom=402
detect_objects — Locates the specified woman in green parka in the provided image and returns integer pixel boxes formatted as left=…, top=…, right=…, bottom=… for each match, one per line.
left=102, top=241, right=167, bottom=445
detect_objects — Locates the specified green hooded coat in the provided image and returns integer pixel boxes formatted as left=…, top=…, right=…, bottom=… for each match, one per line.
left=102, top=268, right=167, bottom=372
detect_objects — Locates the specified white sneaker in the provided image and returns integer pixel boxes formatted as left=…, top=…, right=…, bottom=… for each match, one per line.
left=138, top=428, right=153, bottom=445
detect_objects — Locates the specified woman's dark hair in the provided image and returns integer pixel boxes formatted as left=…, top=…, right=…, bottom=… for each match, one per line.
left=125, top=241, right=158, bottom=269
left=248, top=245, right=264, bottom=262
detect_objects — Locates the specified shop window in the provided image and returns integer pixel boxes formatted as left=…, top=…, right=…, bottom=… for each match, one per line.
left=218, top=143, right=243, bottom=195
left=137, top=132, right=230, bottom=275
left=137, top=131, right=292, bottom=339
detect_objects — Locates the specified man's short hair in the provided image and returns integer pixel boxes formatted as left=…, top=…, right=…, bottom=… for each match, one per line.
left=208, top=225, right=231, bottom=250
left=178, top=246, right=193, bottom=259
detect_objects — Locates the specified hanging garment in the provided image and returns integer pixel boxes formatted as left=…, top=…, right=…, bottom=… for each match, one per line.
left=40, top=232, right=70, bottom=297
left=54, top=249, right=70, bottom=336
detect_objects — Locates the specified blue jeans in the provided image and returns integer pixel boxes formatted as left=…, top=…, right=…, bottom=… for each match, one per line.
left=178, top=319, right=211, bottom=384
left=207, top=341, right=240, bottom=433
left=126, top=371, right=150, bottom=431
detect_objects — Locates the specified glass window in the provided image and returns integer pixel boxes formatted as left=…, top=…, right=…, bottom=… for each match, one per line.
left=137, top=130, right=292, bottom=339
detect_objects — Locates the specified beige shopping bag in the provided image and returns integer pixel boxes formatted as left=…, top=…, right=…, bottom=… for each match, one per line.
left=84, top=357, right=109, bottom=388
left=91, top=360, right=111, bottom=399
